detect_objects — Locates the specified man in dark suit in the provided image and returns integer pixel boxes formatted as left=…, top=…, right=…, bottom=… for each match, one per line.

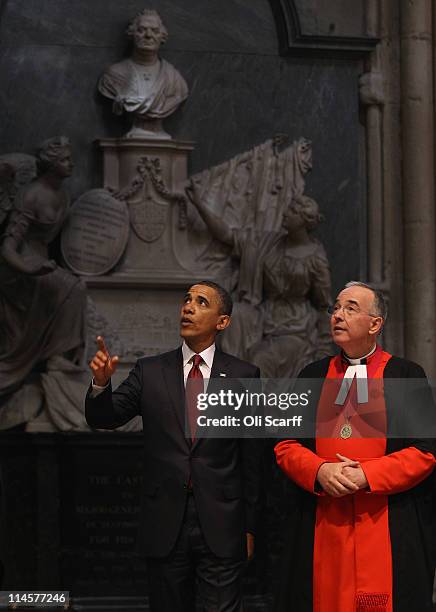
left=85, top=281, right=261, bottom=612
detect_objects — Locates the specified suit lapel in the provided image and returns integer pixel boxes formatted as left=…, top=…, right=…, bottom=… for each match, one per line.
left=209, top=348, right=231, bottom=380
left=161, top=348, right=187, bottom=443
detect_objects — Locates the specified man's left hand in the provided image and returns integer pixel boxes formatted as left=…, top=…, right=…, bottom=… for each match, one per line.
left=246, top=533, right=254, bottom=561
left=337, top=453, right=369, bottom=490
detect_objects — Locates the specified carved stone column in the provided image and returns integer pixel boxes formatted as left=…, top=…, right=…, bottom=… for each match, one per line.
left=361, top=0, right=384, bottom=286
left=361, top=0, right=404, bottom=354
left=378, top=0, right=404, bottom=356
left=400, top=0, right=436, bottom=378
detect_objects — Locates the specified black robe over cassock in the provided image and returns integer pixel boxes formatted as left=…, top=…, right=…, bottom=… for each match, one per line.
left=274, top=355, right=436, bottom=612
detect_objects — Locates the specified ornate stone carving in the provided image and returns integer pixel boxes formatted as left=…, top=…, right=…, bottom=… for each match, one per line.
left=0, top=137, right=89, bottom=431
left=92, top=139, right=194, bottom=281
left=98, top=8, right=188, bottom=139
left=0, top=161, right=15, bottom=225
left=186, top=137, right=332, bottom=378
left=110, top=156, right=187, bottom=242
left=0, top=154, right=37, bottom=225
left=359, top=70, right=385, bottom=106
left=61, top=189, right=129, bottom=275
left=86, top=296, right=124, bottom=365
left=130, top=192, right=167, bottom=243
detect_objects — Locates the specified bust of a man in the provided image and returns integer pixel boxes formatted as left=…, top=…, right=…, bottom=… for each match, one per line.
left=98, top=9, right=188, bottom=139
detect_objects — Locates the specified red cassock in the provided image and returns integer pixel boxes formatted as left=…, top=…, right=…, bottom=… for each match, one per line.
left=275, top=346, right=436, bottom=612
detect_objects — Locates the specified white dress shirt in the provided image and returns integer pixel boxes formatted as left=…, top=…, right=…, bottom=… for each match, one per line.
left=182, top=341, right=215, bottom=390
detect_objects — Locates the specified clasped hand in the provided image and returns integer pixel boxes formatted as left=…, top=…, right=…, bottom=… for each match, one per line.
left=316, top=453, right=368, bottom=497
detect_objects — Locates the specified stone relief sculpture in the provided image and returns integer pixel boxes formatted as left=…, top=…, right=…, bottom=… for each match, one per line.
left=186, top=138, right=333, bottom=586
left=186, top=137, right=332, bottom=378
left=98, top=8, right=188, bottom=139
left=0, top=154, right=37, bottom=225
left=0, top=162, right=16, bottom=226
left=0, top=137, right=89, bottom=431
left=108, top=155, right=186, bottom=241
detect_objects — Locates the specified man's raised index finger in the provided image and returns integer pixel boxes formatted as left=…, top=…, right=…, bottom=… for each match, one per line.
left=96, top=335, right=109, bottom=355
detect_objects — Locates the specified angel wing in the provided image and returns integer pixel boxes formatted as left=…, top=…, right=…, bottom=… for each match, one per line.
left=0, top=153, right=37, bottom=229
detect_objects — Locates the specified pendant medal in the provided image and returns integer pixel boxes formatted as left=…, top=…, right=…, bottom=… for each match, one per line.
left=340, top=423, right=352, bottom=439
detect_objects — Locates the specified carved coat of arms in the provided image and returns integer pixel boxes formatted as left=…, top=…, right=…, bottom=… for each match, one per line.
left=129, top=182, right=169, bottom=243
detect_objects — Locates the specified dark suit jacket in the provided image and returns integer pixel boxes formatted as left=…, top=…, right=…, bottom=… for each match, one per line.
left=85, top=347, right=261, bottom=559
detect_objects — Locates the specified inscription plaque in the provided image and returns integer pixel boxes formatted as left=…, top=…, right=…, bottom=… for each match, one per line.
left=90, top=290, right=181, bottom=367
left=60, top=438, right=147, bottom=597
left=61, top=189, right=129, bottom=276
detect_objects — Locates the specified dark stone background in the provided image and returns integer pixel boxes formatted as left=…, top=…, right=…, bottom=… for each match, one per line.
left=0, top=0, right=367, bottom=294
left=0, top=1, right=374, bottom=608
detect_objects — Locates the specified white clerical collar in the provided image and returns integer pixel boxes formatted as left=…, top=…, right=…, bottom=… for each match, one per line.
left=335, top=344, right=377, bottom=406
left=182, top=341, right=215, bottom=371
left=343, top=344, right=377, bottom=366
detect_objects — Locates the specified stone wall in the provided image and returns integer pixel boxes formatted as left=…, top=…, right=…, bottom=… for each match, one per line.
left=0, top=0, right=370, bottom=293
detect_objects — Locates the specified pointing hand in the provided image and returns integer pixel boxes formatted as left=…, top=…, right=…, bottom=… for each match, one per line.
left=89, top=336, right=119, bottom=387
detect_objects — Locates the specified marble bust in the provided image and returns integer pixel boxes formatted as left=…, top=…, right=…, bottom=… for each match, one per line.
left=98, top=9, right=189, bottom=139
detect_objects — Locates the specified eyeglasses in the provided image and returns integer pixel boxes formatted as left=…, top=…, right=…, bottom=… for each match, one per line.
left=327, top=304, right=380, bottom=318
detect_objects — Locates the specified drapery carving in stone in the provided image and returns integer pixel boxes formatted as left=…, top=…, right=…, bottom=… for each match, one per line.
left=186, top=137, right=332, bottom=378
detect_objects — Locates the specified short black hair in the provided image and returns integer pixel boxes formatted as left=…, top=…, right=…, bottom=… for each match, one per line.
left=192, top=280, right=233, bottom=316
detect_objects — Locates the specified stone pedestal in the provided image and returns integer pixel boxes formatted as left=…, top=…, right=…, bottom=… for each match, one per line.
left=96, top=137, right=195, bottom=283
left=83, top=138, right=199, bottom=374
left=99, top=138, right=193, bottom=192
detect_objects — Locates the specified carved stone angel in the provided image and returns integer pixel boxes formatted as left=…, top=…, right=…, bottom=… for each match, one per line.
left=0, top=137, right=88, bottom=430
